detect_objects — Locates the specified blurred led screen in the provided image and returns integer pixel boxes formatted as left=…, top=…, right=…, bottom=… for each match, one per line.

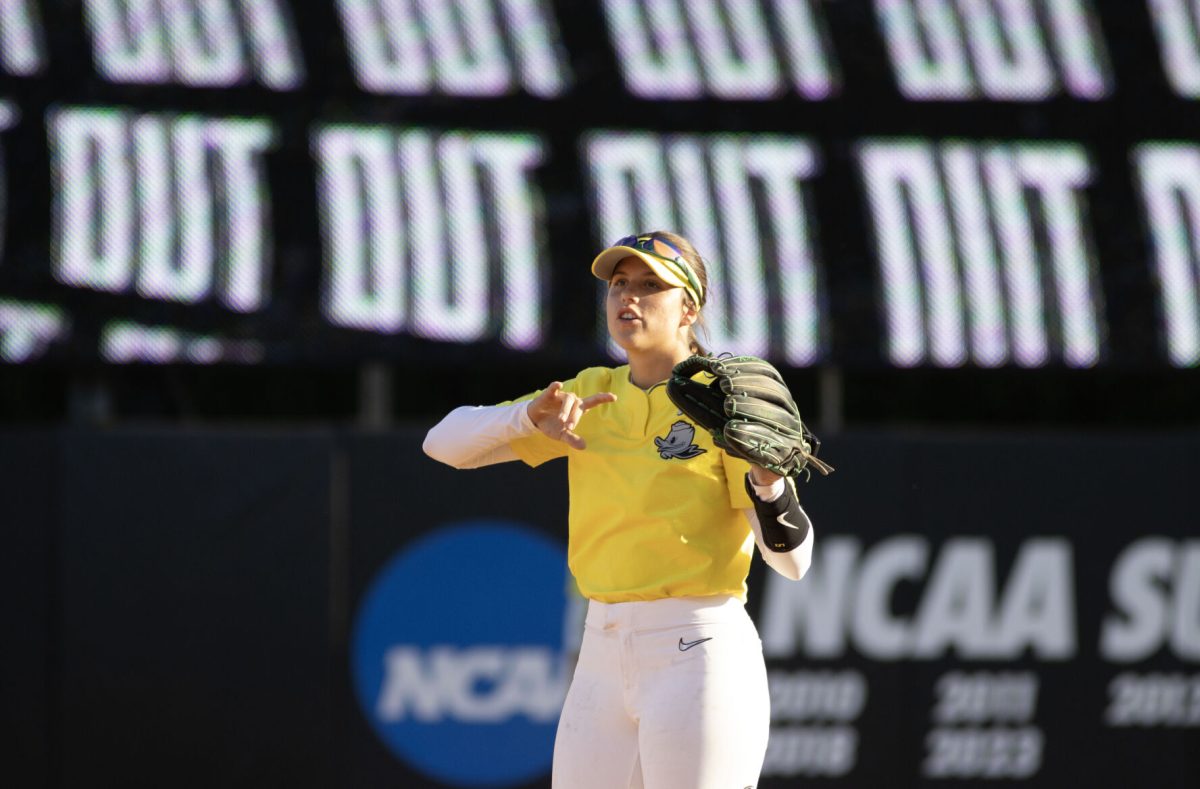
left=0, top=0, right=1196, bottom=368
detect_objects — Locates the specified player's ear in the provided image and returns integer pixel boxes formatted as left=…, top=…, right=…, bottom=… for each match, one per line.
left=679, top=297, right=699, bottom=328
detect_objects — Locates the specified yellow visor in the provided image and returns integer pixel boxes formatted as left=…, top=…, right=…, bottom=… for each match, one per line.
left=590, top=235, right=704, bottom=306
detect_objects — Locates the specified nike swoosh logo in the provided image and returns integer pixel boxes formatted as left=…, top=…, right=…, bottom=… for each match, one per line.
left=678, top=637, right=713, bottom=651
left=777, top=512, right=799, bottom=530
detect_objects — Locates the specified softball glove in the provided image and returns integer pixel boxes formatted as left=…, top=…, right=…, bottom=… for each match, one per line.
left=667, top=355, right=834, bottom=479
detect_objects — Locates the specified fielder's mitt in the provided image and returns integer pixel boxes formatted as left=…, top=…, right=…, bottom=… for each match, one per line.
left=667, top=355, right=834, bottom=479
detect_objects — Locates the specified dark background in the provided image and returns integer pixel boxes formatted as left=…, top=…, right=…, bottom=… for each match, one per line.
left=0, top=1, right=1197, bottom=787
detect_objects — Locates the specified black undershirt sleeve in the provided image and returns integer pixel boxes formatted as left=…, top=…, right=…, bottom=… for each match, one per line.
left=746, top=475, right=810, bottom=552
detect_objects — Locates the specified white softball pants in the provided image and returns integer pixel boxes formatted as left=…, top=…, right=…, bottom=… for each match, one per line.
left=552, top=595, right=770, bottom=789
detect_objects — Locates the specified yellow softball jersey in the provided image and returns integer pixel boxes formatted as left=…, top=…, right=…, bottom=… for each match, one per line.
left=502, top=365, right=757, bottom=603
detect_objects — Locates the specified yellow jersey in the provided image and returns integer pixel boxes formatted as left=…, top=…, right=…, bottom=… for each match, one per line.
left=502, top=365, right=756, bottom=603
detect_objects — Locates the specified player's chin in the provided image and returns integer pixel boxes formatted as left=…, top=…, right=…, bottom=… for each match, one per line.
left=608, top=330, right=633, bottom=352
left=608, top=324, right=646, bottom=353
left=608, top=318, right=638, bottom=340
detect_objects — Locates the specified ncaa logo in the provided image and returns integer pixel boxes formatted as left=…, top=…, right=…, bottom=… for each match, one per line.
left=351, top=520, right=572, bottom=788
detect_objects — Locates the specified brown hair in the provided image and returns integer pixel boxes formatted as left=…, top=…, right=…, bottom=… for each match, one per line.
left=645, top=230, right=710, bottom=355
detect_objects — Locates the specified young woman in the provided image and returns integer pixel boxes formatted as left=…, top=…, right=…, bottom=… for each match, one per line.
left=423, top=231, right=816, bottom=789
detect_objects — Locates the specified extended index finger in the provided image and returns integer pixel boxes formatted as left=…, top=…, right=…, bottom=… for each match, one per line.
left=580, top=392, right=618, bottom=411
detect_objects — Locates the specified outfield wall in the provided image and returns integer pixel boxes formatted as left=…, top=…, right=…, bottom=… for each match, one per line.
left=2, top=428, right=1195, bottom=788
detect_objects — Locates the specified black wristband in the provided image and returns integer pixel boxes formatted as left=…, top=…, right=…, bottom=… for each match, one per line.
left=746, top=474, right=810, bottom=552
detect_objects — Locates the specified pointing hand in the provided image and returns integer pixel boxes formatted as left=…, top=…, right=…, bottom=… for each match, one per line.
left=526, top=382, right=617, bottom=450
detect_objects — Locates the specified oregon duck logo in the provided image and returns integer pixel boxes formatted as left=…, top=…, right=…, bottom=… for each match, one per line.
left=654, top=420, right=707, bottom=460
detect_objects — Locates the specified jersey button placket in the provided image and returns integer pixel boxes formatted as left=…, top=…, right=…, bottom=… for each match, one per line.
left=645, top=384, right=664, bottom=437
left=630, top=381, right=651, bottom=437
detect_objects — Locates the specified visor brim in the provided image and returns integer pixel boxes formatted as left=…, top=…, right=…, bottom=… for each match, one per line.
left=590, top=246, right=691, bottom=291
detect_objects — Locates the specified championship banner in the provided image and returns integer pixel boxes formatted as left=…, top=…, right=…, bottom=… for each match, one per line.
left=0, top=1, right=1195, bottom=368
left=743, top=433, right=1200, bottom=788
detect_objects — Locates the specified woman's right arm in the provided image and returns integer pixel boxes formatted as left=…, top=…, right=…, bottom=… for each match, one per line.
left=423, top=383, right=618, bottom=469
left=422, top=403, right=534, bottom=469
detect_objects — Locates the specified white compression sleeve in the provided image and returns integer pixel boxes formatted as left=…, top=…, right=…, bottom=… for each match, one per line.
left=748, top=475, right=786, bottom=502
left=423, top=403, right=537, bottom=469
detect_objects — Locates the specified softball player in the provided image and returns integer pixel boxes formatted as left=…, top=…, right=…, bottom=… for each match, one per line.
left=424, top=231, right=815, bottom=789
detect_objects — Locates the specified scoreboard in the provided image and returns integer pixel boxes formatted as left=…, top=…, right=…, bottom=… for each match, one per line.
left=0, top=0, right=1197, bottom=369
